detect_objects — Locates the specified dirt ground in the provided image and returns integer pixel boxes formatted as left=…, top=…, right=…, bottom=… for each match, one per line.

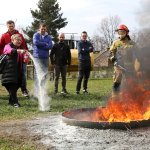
left=0, top=114, right=150, bottom=150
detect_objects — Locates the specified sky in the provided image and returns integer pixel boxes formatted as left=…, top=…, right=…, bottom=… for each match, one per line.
left=0, top=0, right=143, bottom=37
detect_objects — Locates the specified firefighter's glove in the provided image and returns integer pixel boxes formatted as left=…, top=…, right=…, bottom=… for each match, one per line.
left=109, top=55, right=117, bottom=63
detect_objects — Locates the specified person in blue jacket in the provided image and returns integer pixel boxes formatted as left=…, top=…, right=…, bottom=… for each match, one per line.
left=32, top=23, right=52, bottom=95
left=76, top=31, right=93, bottom=94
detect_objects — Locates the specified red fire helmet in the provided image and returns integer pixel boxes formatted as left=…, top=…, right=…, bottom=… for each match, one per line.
left=116, top=24, right=129, bottom=34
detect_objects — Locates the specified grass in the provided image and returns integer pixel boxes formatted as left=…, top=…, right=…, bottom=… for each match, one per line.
left=0, top=78, right=113, bottom=121
left=0, top=78, right=113, bottom=149
left=0, top=140, right=36, bottom=150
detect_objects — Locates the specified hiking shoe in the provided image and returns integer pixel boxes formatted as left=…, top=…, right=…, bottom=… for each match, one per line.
left=22, top=90, right=29, bottom=97
left=13, top=103, right=21, bottom=108
left=83, top=90, right=88, bottom=94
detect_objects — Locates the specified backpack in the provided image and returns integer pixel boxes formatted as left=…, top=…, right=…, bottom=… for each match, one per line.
left=0, top=54, right=8, bottom=74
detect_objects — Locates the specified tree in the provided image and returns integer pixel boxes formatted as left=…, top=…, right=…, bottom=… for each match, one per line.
left=93, top=15, right=121, bottom=51
left=25, top=0, right=68, bottom=44
left=92, top=34, right=106, bottom=52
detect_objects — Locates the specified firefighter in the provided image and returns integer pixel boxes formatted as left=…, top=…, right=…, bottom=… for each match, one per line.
left=109, top=24, right=137, bottom=92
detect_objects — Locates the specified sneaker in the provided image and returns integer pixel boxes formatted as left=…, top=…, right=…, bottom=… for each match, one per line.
left=13, top=103, right=21, bottom=108
left=83, top=90, right=88, bottom=94
left=22, top=90, right=29, bottom=97
left=61, top=91, right=66, bottom=95
left=76, top=91, right=80, bottom=94
left=61, top=88, right=69, bottom=94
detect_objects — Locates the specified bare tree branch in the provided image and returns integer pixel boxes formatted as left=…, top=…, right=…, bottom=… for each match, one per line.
left=93, top=15, right=121, bottom=51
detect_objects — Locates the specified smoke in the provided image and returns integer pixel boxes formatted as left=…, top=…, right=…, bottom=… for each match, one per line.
left=133, top=0, right=150, bottom=84
left=135, top=0, right=150, bottom=46
left=137, top=0, right=150, bottom=28
left=112, top=44, right=150, bottom=103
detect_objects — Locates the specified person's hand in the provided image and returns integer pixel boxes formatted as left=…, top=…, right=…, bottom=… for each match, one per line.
left=109, top=55, right=117, bottom=63
left=17, top=49, right=26, bottom=54
left=89, top=47, right=93, bottom=51
left=25, top=51, right=31, bottom=57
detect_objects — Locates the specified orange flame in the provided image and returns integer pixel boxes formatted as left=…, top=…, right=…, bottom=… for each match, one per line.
left=92, top=79, right=150, bottom=122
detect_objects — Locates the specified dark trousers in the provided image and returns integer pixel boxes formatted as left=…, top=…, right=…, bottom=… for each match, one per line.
left=76, top=63, right=91, bottom=92
left=20, top=63, right=27, bottom=92
left=54, top=65, right=67, bottom=92
left=5, top=84, right=19, bottom=104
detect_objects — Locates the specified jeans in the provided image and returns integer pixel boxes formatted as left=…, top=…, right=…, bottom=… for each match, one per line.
left=20, top=63, right=27, bottom=92
left=76, top=62, right=91, bottom=92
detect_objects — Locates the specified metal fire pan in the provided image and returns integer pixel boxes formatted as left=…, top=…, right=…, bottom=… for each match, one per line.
left=62, top=108, right=150, bottom=130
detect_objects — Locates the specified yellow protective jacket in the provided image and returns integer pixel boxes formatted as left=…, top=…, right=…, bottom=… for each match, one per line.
left=109, top=37, right=135, bottom=55
left=109, top=37, right=140, bottom=72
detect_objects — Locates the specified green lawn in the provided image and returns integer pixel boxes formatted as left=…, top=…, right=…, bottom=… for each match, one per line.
left=0, top=78, right=113, bottom=149
left=0, top=78, right=112, bottom=121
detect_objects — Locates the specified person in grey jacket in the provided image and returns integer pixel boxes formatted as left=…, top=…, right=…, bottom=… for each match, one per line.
left=76, top=31, right=93, bottom=94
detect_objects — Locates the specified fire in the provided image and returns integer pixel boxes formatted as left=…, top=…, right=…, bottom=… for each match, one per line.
left=92, top=79, right=150, bottom=122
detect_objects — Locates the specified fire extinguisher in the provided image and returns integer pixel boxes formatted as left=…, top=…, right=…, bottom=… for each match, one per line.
left=23, top=52, right=29, bottom=63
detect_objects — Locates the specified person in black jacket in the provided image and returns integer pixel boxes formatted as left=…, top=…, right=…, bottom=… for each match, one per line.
left=76, top=31, right=93, bottom=94
left=50, top=33, right=71, bottom=94
left=1, top=34, right=28, bottom=107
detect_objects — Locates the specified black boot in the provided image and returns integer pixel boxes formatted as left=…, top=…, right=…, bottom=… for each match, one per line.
left=113, top=82, right=120, bottom=92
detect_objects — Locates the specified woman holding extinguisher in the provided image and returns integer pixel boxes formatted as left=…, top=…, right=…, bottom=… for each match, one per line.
left=1, top=34, right=29, bottom=107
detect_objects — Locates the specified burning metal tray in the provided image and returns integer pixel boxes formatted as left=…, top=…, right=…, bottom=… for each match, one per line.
left=62, top=108, right=150, bottom=130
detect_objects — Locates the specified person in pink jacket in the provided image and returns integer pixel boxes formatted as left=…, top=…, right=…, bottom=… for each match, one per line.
left=1, top=34, right=28, bottom=107
left=0, top=20, right=29, bottom=97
